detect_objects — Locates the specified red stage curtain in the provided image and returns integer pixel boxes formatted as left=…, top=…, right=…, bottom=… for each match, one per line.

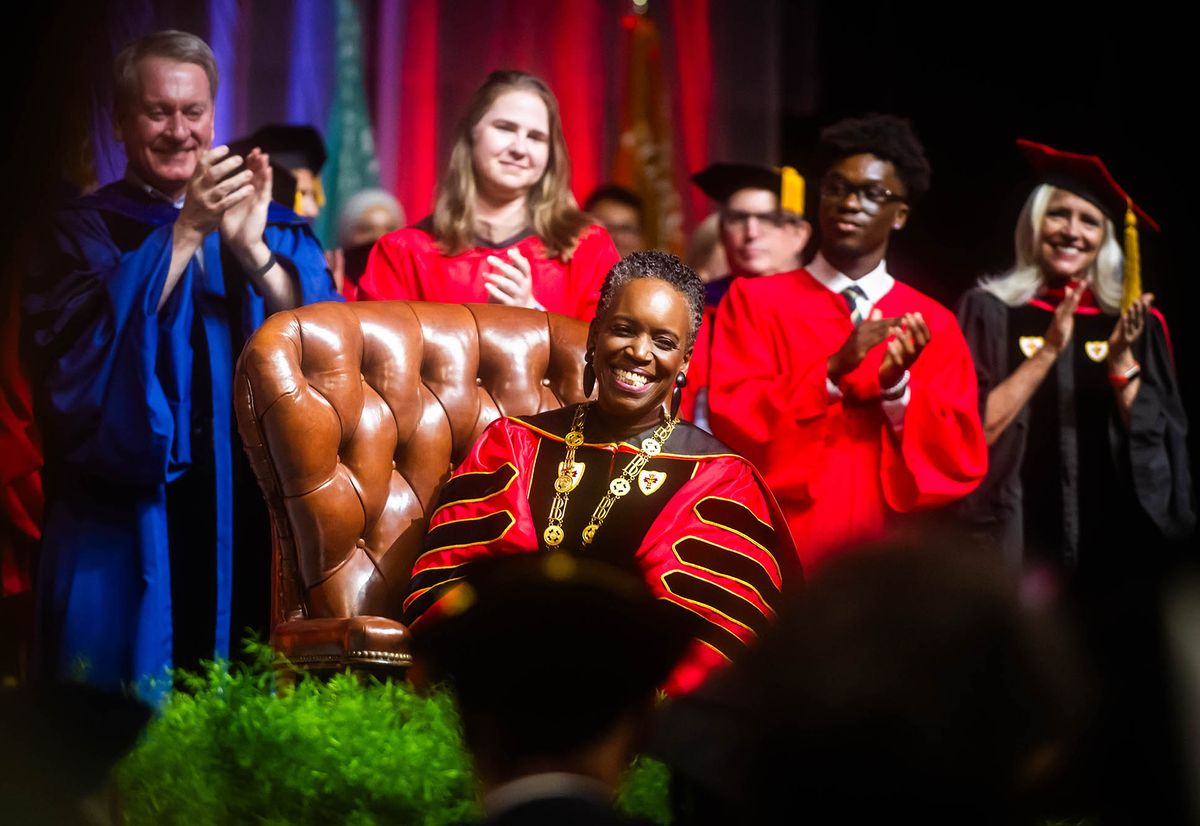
left=365, top=1, right=729, bottom=233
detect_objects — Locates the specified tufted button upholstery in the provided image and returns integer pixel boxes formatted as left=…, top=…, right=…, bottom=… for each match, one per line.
left=234, top=301, right=590, bottom=673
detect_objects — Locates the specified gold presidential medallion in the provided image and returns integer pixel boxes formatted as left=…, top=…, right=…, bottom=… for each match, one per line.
left=638, top=469, right=666, bottom=496
left=555, top=461, right=585, bottom=492
left=1085, top=341, right=1109, bottom=362
left=1019, top=336, right=1045, bottom=359
left=543, top=525, right=565, bottom=546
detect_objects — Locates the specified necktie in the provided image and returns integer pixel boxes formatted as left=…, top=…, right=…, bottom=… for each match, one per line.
left=842, top=285, right=868, bottom=327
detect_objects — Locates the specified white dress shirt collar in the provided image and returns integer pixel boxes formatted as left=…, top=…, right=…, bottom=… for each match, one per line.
left=125, top=169, right=186, bottom=209
left=807, top=252, right=894, bottom=307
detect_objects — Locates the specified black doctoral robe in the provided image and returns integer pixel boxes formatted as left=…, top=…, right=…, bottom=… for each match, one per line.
left=956, top=287, right=1194, bottom=571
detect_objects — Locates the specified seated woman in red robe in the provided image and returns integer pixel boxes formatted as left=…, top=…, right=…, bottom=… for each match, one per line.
left=957, top=140, right=1195, bottom=572
left=402, top=252, right=800, bottom=695
left=354, top=70, right=618, bottom=320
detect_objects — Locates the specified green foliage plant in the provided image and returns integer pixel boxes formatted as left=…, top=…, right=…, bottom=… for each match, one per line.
left=115, top=642, right=672, bottom=824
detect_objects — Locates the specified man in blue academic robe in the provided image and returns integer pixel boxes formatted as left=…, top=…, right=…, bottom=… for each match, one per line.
left=23, top=31, right=340, bottom=693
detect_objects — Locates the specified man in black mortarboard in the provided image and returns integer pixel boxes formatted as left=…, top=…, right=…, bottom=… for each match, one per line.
left=410, top=553, right=691, bottom=826
left=238, top=124, right=327, bottom=220
left=681, top=163, right=811, bottom=428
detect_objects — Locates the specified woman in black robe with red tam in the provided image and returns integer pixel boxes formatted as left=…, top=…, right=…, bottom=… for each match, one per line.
left=957, top=140, right=1194, bottom=574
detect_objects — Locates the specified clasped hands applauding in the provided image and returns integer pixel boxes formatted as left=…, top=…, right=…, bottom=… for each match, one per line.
left=166, top=145, right=295, bottom=312
left=827, top=309, right=931, bottom=392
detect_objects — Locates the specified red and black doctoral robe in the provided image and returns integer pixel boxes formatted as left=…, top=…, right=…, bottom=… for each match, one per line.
left=404, top=405, right=801, bottom=695
left=956, top=286, right=1194, bottom=570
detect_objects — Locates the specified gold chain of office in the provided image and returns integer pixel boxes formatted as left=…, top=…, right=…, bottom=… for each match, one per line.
left=542, top=403, right=679, bottom=549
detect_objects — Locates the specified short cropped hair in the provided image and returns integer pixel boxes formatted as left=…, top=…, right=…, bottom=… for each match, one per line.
left=595, top=251, right=705, bottom=348
left=113, top=30, right=218, bottom=121
left=817, top=114, right=932, bottom=203
left=584, top=184, right=644, bottom=215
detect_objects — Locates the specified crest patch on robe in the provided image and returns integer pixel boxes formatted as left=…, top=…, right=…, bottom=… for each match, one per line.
left=1019, top=336, right=1045, bottom=359
left=638, top=469, right=666, bottom=496
left=1084, top=341, right=1109, bottom=362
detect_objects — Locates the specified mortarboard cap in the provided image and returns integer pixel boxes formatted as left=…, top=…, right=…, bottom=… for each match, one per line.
left=691, top=163, right=805, bottom=216
left=1017, top=139, right=1157, bottom=231
left=228, top=134, right=301, bottom=214
left=1018, top=138, right=1155, bottom=310
left=247, top=124, right=328, bottom=173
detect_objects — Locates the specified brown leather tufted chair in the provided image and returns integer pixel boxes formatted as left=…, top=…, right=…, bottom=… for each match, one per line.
left=234, top=301, right=590, bottom=674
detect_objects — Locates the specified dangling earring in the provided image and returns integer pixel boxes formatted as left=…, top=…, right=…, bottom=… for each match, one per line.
left=583, top=349, right=596, bottom=397
left=670, top=372, right=687, bottom=419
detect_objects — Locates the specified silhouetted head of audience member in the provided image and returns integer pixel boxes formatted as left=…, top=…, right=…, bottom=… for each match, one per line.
left=0, top=683, right=151, bottom=822
left=742, top=540, right=1088, bottom=825
left=585, top=184, right=646, bottom=258
left=410, top=553, right=692, bottom=795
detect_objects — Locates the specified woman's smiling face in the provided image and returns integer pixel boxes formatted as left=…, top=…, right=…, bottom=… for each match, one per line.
left=590, top=277, right=692, bottom=434
left=470, top=89, right=551, bottom=201
left=1037, top=187, right=1105, bottom=284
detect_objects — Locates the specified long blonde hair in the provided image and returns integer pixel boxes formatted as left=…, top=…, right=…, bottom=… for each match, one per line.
left=432, top=70, right=591, bottom=259
left=979, top=184, right=1124, bottom=314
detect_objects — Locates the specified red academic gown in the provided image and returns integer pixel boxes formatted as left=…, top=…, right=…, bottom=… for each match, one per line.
left=354, top=221, right=618, bottom=321
left=708, top=268, right=987, bottom=571
left=403, top=406, right=800, bottom=695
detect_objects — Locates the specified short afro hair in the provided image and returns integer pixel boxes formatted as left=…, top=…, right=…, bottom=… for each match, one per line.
left=817, top=114, right=932, bottom=203
left=595, top=251, right=705, bottom=349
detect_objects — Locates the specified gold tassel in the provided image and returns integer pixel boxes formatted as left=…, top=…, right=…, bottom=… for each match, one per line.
left=781, top=166, right=804, bottom=215
left=293, top=190, right=304, bottom=214
left=314, top=176, right=326, bottom=209
left=1121, top=198, right=1141, bottom=312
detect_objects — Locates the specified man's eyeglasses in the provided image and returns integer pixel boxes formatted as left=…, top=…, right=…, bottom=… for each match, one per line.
left=819, top=175, right=905, bottom=212
left=720, top=209, right=800, bottom=230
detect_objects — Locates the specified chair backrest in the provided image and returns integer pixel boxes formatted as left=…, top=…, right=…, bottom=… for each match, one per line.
left=234, top=301, right=590, bottom=626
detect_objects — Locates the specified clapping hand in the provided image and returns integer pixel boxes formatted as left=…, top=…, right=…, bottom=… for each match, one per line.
left=878, top=312, right=930, bottom=389
left=220, top=148, right=273, bottom=270
left=177, top=145, right=254, bottom=240
left=828, top=309, right=898, bottom=382
left=1108, top=292, right=1154, bottom=369
left=483, top=248, right=540, bottom=309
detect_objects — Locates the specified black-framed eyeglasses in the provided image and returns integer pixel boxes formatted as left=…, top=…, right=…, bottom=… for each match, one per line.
left=719, top=209, right=800, bottom=230
left=819, top=174, right=905, bottom=212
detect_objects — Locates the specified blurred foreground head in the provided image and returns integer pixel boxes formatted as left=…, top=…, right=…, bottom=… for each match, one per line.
left=743, top=540, right=1088, bottom=825
left=410, top=554, right=691, bottom=786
